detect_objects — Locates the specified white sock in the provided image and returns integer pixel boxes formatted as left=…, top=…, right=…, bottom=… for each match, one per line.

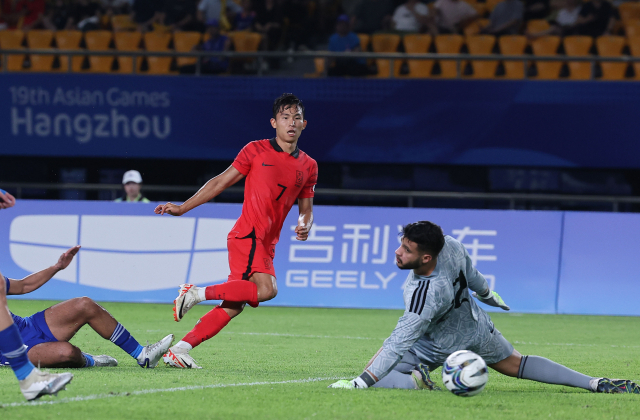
left=589, top=377, right=601, bottom=392
left=197, top=287, right=206, bottom=302
left=174, top=341, right=193, bottom=352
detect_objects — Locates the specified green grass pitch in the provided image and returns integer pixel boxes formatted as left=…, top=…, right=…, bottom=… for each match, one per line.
left=1, top=300, right=639, bottom=419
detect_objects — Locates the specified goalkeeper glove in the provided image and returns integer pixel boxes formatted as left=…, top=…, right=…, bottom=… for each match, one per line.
left=328, top=376, right=371, bottom=389
left=473, top=290, right=510, bottom=311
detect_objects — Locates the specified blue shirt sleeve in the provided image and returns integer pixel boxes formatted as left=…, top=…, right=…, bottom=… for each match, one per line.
left=328, top=34, right=341, bottom=52
left=347, top=33, right=361, bottom=50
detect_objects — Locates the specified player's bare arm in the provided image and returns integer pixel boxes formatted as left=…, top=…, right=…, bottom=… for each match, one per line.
left=154, top=166, right=245, bottom=216
left=295, top=197, right=314, bottom=241
left=6, top=246, right=80, bottom=295
left=0, top=189, right=16, bottom=209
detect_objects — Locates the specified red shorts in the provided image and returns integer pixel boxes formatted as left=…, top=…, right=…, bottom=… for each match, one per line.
left=227, top=230, right=276, bottom=281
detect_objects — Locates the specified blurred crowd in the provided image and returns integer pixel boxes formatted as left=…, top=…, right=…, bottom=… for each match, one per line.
left=0, top=0, right=635, bottom=53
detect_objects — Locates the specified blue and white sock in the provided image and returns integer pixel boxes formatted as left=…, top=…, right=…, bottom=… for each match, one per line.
left=0, top=324, right=35, bottom=380
left=81, top=352, right=95, bottom=367
left=110, top=323, right=143, bottom=360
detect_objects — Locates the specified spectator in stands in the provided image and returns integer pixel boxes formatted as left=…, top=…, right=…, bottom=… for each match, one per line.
left=233, top=0, right=255, bottom=31
left=255, top=0, right=284, bottom=51
left=327, top=14, right=369, bottom=76
left=481, top=0, right=524, bottom=35
left=392, top=0, right=437, bottom=34
left=131, top=0, right=163, bottom=31
left=43, top=0, right=72, bottom=30
left=115, top=170, right=150, bottom=203
left=161, top=0, right=204, bottom=31
left=528, top=0, right=582, bottom=38
left=16, top=0, right=46, bottom=30
left=351, top=0, right=394, bottom=34
left=197, top=0, right=241, bottom=32
left=435, top=0, right=478, bottom=34
left=99, top=0, right=131, bottom=15
left=68, top=0, right=102, bottom=31
left=179, top=19, right=230, bottom=74
left=283, top=0, right=315, bottom=51
left=524, top=0, right=550, bottom=21
left=576, top=0, right=617, bottom=37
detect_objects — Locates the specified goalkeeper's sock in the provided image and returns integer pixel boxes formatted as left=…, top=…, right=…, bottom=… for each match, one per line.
left=517, top=355, right=593, bottom=390
left=372, top=371, right=417, bottom=389
left=109, top=323, right=143, bottom=359
left=205, top=281, right=258, bottom=308
left=182, top=306, right=231, bottom=349
left=0, top=324, right=35, bottom=380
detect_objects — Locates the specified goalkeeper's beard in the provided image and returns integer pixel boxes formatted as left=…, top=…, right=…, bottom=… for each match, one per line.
left=396, top=256, right=422, bottom=270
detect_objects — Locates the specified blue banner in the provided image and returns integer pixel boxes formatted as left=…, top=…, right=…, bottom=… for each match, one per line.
left=1, top=200, right=563, bottom=313
left=2, top=74, right=640, bottom=168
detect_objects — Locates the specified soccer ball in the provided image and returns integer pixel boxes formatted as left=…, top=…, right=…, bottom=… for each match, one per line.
left=442, top=350, right=489, bottom=397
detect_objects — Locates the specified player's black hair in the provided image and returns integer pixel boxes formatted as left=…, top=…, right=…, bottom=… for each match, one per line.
left=401, top=221, right=445, bottom=256
left=273, top=93, right=305, bottom=119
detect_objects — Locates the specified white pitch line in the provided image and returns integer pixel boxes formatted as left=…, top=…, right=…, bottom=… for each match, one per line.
left=0, top=376, right=346, bottom=408
left=513, top=340, right=640, bottom=349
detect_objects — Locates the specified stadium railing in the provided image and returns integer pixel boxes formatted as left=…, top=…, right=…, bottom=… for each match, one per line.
left=4, top=48, right=640, bottom=78
left=2, top=181, right=639, bottom=212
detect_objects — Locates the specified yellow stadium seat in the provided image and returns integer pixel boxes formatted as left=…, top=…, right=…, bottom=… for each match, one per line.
left=626, top=19, right=640, bottom=37
left=56, top=30, right=84, bottom=72
left=619, top=2, right=640, bottom=24
left=227, top=31, right=262, bottom=51
left=466, top=35, right=497, bottom=78
left=371, top=33, right=402, bottom=77
left=403, top=34, right=433, bottom=78
left=85, top=30, right=113, bottom=73
left=435, top=34, right=464, bottom=78
left=0, top=30, right=25, bottom=71
left=357, top=33, right=370, bottom=50
left=112, top=14, right=137, bottom=31
left=469, top=3, right=487, bottom=17
left=463, top=18, right=490, bottom=36
left=174, top=31, right=202, bottom=67
left=629, top=35, right=640, bottom=79
left=563, top=35, right=593, bottom=80
left=144, top=31, right=173, bottom=74
left=114, top=31, right=143, bottom=73
left=531, top=35, right=561, bottom=79
left=485, top=0, right=504, bottom=12
left=499, top=35, right=527, bottom=79
left=527, top=19, right=550, bottom=34
left=597, top=36, right=627, bottom=80
left=26, top=30, right=54, bottom=72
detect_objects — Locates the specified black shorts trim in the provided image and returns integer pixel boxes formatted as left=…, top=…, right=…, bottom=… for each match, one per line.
left=239, top=229, right=257, bottom=280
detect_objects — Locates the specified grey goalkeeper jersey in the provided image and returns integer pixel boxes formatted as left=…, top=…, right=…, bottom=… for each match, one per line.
left=367, top=235, right=492, bottom=381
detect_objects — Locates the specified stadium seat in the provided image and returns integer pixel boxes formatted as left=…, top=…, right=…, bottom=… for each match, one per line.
left=466, top=35, right=497, bottom=78
left=498, top=35, right=527, bottom=79
left=435, top=34, right=464, bottom=78
left=469, top=3, right=487, bottom=18
left=227, top=31, right=262, bottom=51
left=597, top=36, right=627, bottom=80
left=463, top=18, right=490, bottom=36
left=112, top=14, right=137, bottom=31
left=626, top=19, right=640, bottom=37
left=26, top=30, right=54, bottom=72
left=144, top=31, right=173, bottom=74
left=527, top=19, right=550, bottom=34
left=618, top=2, right=640, bottom=24
left=0, top=30, right=25, bottom=71
left=85, top=30, right=114, bottom=73
left=357, top=33, right=370, bottom=51
left=530, top=35, right=561, bottom=79
left=371, top=33, right=402, bottom=77
left=174, top=31, right=202, bottom=68
left=485, top=0, right=504, bottom=13
left=563, top=36, right=593, bottom=80
left=114, top=31, right=143, bottom=73
left=55, top=30, right=84, bottom=72
left=403, top=34, right=433, bottom=78
left=628, top=35, right=640, bottom=79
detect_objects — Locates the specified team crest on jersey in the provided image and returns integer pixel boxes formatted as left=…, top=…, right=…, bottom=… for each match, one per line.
left=295, top=170, right=303, bottom=187
left=263, top=258, right=271, bottom=270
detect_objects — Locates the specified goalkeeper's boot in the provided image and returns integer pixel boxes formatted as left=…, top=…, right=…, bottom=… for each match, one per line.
left=91, top=354, right=118, bottom=367
left=163, top=347, right=202, bottom=369
left=594, top=378, right=640, bottom=394
left=173, top=284, right=204, bottom=322
left=137, top=334, right=174, bottom=368
left=19, top=368, right=73, bottom=401
left=411, top=364, right=441, bottom=391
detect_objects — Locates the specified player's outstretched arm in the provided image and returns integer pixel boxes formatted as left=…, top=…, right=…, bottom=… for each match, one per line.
left=155, top=166, right=245, bottom=216
left=5, top=246, right=80, bottom=295
left=473, top=290, right=510, bottom=311
left=0, top=189, right=16, bottom=209
left=295, top=198, right=314, bottom=241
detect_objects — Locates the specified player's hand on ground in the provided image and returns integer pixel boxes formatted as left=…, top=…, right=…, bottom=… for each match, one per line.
left=54, top=246, right=81, bottom=271
left=0, top=189, right=16, bottom=209
left=473, top=290, right=510, bottom=311
left=328, top=379, right=356, bottom=389
left=294, top=224, right=310, bottom=241
left=154, top=203, right=183, bottom=216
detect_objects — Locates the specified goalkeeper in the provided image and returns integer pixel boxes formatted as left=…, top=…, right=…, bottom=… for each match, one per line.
left=330, top=221, right=638, bottom=394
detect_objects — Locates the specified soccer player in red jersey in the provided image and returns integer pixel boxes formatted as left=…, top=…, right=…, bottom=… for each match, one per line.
left=154, top=93, right=318, bottom=368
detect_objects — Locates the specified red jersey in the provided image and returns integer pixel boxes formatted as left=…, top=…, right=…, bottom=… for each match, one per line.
left=230, top=138, right=318, bottom=247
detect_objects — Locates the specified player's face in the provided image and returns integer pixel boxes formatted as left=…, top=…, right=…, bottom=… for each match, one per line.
left=270, top=105, right=307, bottom=144
left=395, top=237, right=427, bottom=270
